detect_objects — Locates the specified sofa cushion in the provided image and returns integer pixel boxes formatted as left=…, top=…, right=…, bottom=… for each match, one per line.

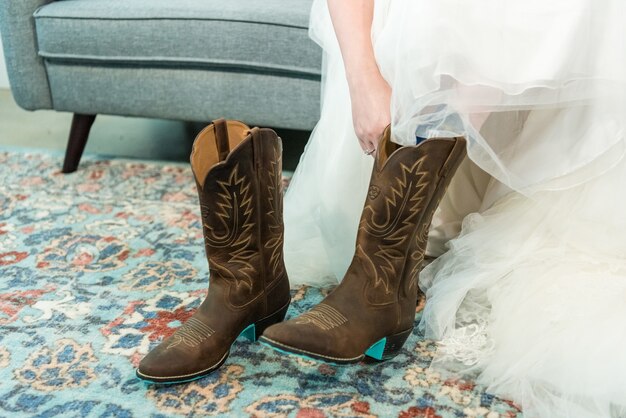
left=34, top=0, right=321, bottom=79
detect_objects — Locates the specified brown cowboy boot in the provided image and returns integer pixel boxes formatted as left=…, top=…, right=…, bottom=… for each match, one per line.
left=260, top=127, right=465, bottom=364
left=136, top=119, right=291, bottom=383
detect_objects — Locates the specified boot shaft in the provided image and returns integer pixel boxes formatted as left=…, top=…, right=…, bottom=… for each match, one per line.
left=350, top=128, right=466, bottom=308
left=190, top=119, right=287, bottom=308
left=398, top=137, right=466, bottom=326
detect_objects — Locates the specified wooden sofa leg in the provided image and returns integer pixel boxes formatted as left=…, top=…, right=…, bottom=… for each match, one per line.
left=62, top=113, right=97, bottom=173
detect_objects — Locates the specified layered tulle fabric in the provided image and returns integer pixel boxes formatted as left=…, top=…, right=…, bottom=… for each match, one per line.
left=421, top=157, right=626, bottom=417
left=282, top=1, right=374, bottom=286
left=284, top=1, right=626, bottom=415
left=375, top=0, right=626, bottom=194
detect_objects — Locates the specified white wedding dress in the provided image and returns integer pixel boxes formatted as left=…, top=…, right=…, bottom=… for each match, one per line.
left=283, top=1, right=626, bottom=417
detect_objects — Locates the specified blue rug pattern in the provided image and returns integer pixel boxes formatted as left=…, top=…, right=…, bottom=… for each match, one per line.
left=0, top=150, right=522, bottom=417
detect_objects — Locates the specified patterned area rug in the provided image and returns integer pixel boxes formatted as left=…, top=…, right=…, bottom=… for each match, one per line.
left=0, top=149, right=522, bottom=417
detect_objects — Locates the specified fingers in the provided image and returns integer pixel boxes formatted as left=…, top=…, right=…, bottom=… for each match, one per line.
left=354, top=116, right=389, bottom=157
left=358, top=132, right=382, bottom=158
left=365, top=139, right=377, bottom=157
left=370, top=137, right=379, bottom=158
left=358, top=137, right=375, bottom=156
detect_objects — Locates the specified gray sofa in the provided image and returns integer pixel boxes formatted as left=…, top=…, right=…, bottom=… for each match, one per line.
left=0, top=0, right=322, bottom=172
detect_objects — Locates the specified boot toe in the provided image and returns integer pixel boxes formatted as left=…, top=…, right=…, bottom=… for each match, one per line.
left=260, top=320, right=299, bottom=348
left=261, top=319, right=361, bottom=364
left=136, top=346, right=176, bottom=381
left=136, top=342, right=227, bottom=383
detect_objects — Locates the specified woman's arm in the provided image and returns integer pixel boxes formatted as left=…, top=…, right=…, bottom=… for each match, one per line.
left=328, top=0, right=391, bottom=156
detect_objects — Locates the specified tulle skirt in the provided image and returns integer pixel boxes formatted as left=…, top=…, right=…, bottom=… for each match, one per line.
left=283, top=0, right=626, bottom=416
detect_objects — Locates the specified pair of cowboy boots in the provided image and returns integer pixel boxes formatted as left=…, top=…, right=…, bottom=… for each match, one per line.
left=136, top=120, right=465, bottom=383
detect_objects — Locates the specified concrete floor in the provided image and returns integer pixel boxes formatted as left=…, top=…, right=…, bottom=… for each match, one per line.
left=0, top=88, right=309, bottom=171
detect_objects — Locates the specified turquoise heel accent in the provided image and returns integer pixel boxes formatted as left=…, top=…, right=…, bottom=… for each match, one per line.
left=239, top=323, right=257, bottom=342
left=364, top=328, right=413, bottom=362
left=364, top=338, right=387, bottom=360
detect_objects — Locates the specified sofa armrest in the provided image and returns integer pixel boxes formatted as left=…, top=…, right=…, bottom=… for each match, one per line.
left=0, top=0, right=53, bottom=110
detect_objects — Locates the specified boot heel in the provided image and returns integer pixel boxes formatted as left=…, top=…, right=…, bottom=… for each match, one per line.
left=240, top=302, right=290, bottom=342
left=364, top=327, right=413, bottom=361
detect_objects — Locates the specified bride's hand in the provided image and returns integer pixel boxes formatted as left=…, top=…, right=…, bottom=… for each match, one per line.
left=348, top=68, right=392, bottom=157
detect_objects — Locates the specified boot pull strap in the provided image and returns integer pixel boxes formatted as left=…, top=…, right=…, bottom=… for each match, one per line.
left=213, top=118, right=230, bottom=162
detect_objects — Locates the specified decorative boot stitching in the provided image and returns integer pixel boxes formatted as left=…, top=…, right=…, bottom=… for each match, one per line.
left=408, top=172, right=449, bottom=290
left=368, top=185, right=381, bottom=200
left=202, top=163, right=258, bottom=290
left=167, top=317, right=215, bottom=349
left=363, top=157, right=430, bottom=238
left=264, top=145, right=285, bottom=279
left=295, top=303, right=348, bottom=330
left=361, top=157, right=431, bottom=292
left=408, top=223, right=429, bottom=290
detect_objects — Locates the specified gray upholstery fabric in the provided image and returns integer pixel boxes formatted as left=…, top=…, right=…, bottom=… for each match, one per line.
left=46, top=62, right=321, bottom=129
left=1, top=0, right=322, bottom=130
left=37, top=0, right=313, bottom=25
left=35, top=0, right=321, bottom=78
left=0, top=0, right=53, bottom=110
